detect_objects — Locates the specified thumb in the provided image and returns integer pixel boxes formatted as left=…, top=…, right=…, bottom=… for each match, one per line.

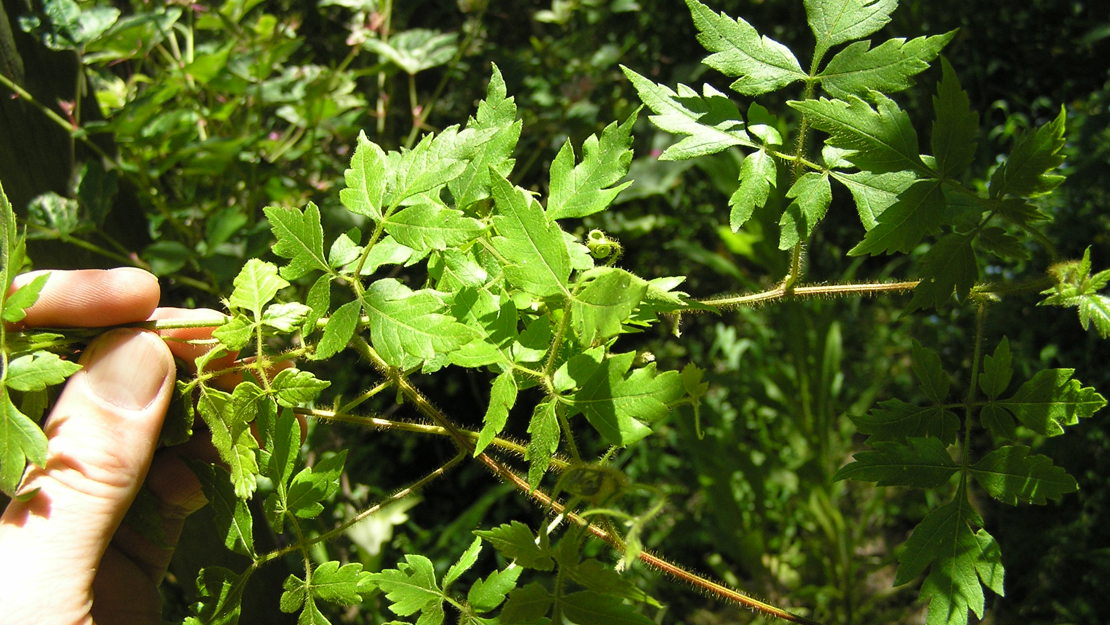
left=0, top=329, right=175, bottom=620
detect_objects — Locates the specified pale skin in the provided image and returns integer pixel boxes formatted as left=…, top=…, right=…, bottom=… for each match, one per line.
left=0, top=268, right=230, bottom=625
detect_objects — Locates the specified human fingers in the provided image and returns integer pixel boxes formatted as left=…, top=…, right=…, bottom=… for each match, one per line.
left=0, top=328, right=175, bottom=625
left=11, top=267, right=160, bottom=328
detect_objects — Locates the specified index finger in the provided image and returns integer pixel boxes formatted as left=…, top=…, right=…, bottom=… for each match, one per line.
left=10, top=268, right=160, bottom=328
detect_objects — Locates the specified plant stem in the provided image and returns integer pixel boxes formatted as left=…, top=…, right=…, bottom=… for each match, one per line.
left=697, top=280, right=920, bottom=309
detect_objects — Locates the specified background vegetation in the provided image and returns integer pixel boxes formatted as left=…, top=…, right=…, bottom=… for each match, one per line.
left=1, top=0, right=1108, bottom=623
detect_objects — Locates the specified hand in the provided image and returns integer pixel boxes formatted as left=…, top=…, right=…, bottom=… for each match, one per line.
left=0, top=268, right=215, bottom=625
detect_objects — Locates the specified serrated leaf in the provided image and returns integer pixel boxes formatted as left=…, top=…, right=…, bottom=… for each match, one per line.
left=229, top=259, right=288, bottom=316
left=271, top=368, right=331, bottom=407
left=970, top=445, right=1077, bottom=505
left=729, top=148, right=776, bottom=231
left=362, top=279, right=476, bottom=368
left=931, top=58, right=979, bottom=178
left=909, top=233, right=977, bottom=308
left=263, top=408, right=300, bottom=492
left=778, top=171, right=832, bottom=249
left=340, top=131, right=387, bottom=220
left=448, top=288, right=517, bottom=368
left=192, top=461, right=256, bottom=557
left=212, top=315, right=253, bottom=352
left=526, top=400, right=560, bottom=487
left=567, top=559, right=661, bottom=607
left=383, top=202, right=486, bottom=253
left=308, top=561, right=374, bottom=605
left=0, top=392, right=48, bottom=494
left=979, top=338, right=1012, bottom=400
left=266, top=203, right=330, bottom=281
left=474, top=521, right=554, bottom=571
left=570, top=268, right=648, bottom=345
left=804, top=0, right=896, bottom=51
left=789, top=95, right=926, bottom=174
left=548, top=112, right=636, bottom=220
left=818, top=32, right=954, bottom=99
left=443, top=537, right=483, bottom=590
left=989, top=107, right=1066, bottom=198
left=262, top=302, right=313, bottom=333
left=835, top=437, right=957, bottom=488
left=1077, top=294, right=1110, bottom=338
left=287, top=451, right=346, bottom=519
left=849, top=179, right=946, bottom=256
left=490, top=174, right=570, bottom=298
left=896, top=500, right=1000, bottom=625
left=449, top=64, right=522, bottom=209
left=390, top=130, right=468, bottom=207
left=468, top=565, right=522, bottom=613
left=192, top=565, right=246, bottom=625
left=831, top=169, right=917, bottom=230
left=475, top=370, right=517, bottom=456
left=994, top=369, right=1106, bottom=436
left=2, top=272, right=48, bottom=323
left=686, top=0, right=806, bottom=95
left=370, top=554, right=444, bottom=618
left=4, top=352, right=81, bottom=391
left=622, top=67, right=753, bottom=160
left=197, top=387, right=260, bottom=500
left=561, top=350, right=684, bottom=446
left=313, top=299, right=361, bottom=361
left=851, top=398, right=960, bottom=444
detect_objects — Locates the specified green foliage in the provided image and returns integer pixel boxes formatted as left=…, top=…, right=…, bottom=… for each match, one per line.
left=0, top=0, right=1106, bottom=624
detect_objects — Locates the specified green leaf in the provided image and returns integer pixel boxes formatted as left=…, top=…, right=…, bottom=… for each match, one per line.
left=361, top=279, right=476, bottom=368
left=0, top=391, right=48, bottom=494
left=228, top=259, right=288, bottom=316
left=830, top=169, right=916, bottom=230
left=778, top=171, right=832, bottom=249
left=561, top=350, right=684, bottom=446
left=474, top=521, right=554, bottom=571
left=308, top=561, right=374, bottom=606
left=979, top=338, right=1013, bottom=400
left=369, top=554, right=445, bottom=618
left=340, top=131, right=388, bottom=220
left=526, top=400, right=560, bottom=487
left=729, top=148, right=776, bottom=231
left=212, top=315, right=254, bottom=352
left=443, top=537, right=483, bottom=590
left=475, top=370, right=517, bottom=456
left=263, top=408, right=300, bottom=492
left=191, top=566, right=246, bottom=625
left=989, top=107, right=1066, bottom=198
left=548, top=112, right=637, bottom=220
left=835, top=437, right=957, bottom=488
left=804, top=0, right=897, bottom=51
left=490, top=174, right=571, bottom=298
left=262, top=302, right=313, bottom=333
left=448, top=288, right=517, bottom=368
left=908, top=233, right=978, bottom=308
left=849, top=179, right=946, bottom=256
left=562, top=590, right=656, bottom=625
left=931, top=58, right=979, bottom=178
left=467, top=565, right=522, bottom=613
left=271, top=368, right=331, bottom=407
left=622, top=67, right=753, bottom=160
left=313, top=300, right=361, bottom=360
left=265, top=203, right=331, bottom=281
left=686, top=0, right=806, bottom=95
left=4, top=352, right=81, bottom=391
left=896, top=500, right=1002, bottom=625
left=192, top=461, right=256, bottom=557
left=2, top=273, right=48, bottom=323
left=364, top=28, right=457, bottom=75
left=570, top=268, right=649, bottom=345
left=389, top=130, right=468, bottom=208
left=501, top=583, right=553, bottom=625
left=789, top=94, right=926, bottom=174
left=287, top=451, right=347, bottom=519
left=383, top=202, right=486, bottom=252
left=970, top=445, right=1078, bottom=505
left=449, top=64, right=522, bottom=210
left=851, top=398, right=960, bottom=444
left=818, top=32, right=954, bottom=99
left=993, top=369, right=1106, bottom=436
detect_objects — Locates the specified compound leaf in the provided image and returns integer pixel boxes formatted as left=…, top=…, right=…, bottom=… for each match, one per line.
left=361, top=278, right=476, bottom=368
left=0, top=391, right=48, bottom=494
left=4, top=352, right=81, bottom=392
left=931, top=58, right=979, bottom=178
left=307, top=561, right=374, bottom=606
left=970, top=445, right=1078, bottom=505
left=851, top=398, right=960, bottom=444
left=778, top=171, right=831, bottom=249
left=831, top=169, right=917, bottom=229
left=789, top=94, right=926, bottom=174
left=686, top=0, right=806, bottom=95
left=993, top=369, right=1106, bottom=436
left=383, top=202, right=486, bottom=253
left=570, top=268, right=648, bottom=345
left=849, top=178, right=946, bottom=256
left=449, top=64, right=522, bottom=209
left=989, top=107, right=1066, bottom=198
left=266, top=203, right=330, bottom=281
left=548, top=112, right=637, bottom=220
left=818, top=33, right=954, bottom=99
left=370, top=554, right=445, bottom=620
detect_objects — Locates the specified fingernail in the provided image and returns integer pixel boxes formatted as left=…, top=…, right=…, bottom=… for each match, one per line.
left=84, top=329, right=172, bottom=410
